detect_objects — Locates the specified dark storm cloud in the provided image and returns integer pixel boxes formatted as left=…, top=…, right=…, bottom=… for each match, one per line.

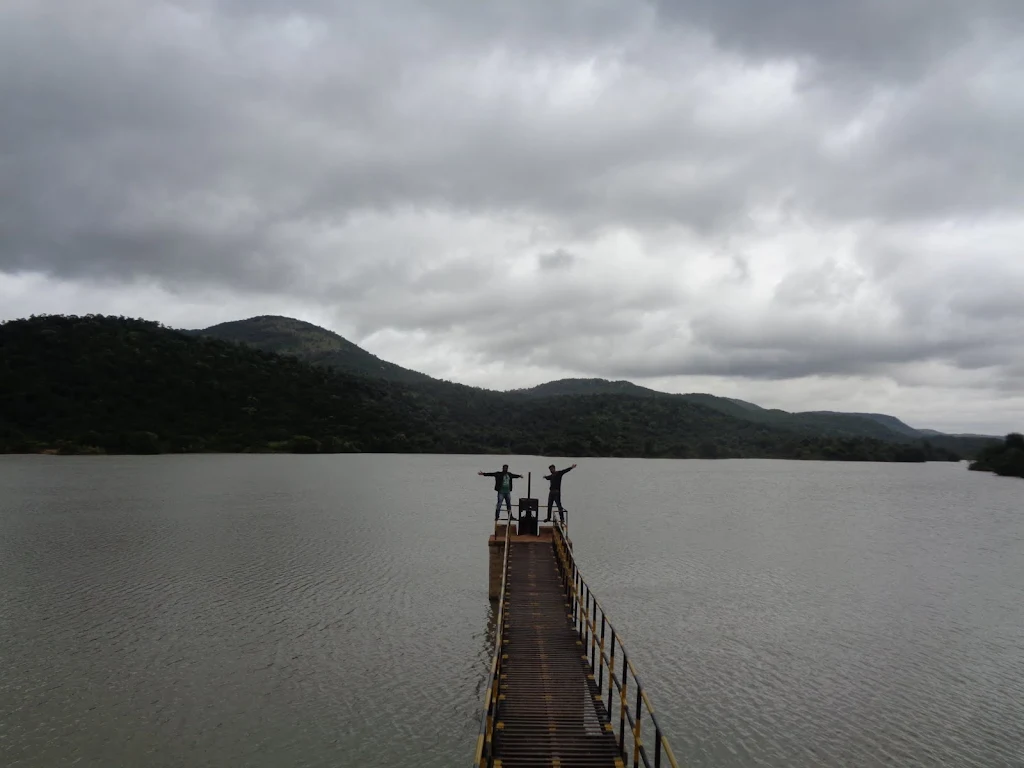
left=4, top=0, right=1019, bottom=279
left=655, top=0, right=1024, bottom=80
left=1, top=0, right=1023, bottom=429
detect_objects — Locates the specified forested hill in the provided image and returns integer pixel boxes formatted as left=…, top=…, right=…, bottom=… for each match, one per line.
left=969, top=434, right=1024, bottom=478
left=509, top=379, right=979, bottom=447
left=191, top=315, right=434, bottom=385
left=804, top=410, right=922, bottom=437
left=511, top=378, right=662, bottom=398
left=195, top=316, right=994, bottom=449
left=0, top=315, right=983, bottom=461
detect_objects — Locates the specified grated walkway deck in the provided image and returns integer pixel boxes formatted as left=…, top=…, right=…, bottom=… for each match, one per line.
left=493, top=539, right=623, bottom=768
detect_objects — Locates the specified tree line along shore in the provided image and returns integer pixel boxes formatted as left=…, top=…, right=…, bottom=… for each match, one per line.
left=0, top=314, right=1007, bottom=468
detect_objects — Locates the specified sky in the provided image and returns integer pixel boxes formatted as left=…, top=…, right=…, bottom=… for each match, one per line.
left=2, top=1, right=1022, bottom=434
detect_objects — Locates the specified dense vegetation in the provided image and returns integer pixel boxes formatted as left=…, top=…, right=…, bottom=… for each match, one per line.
left=969, top=434, right=1024, bottom=478
left=511, top=378, right=663, bottom=398
left=198, top=317, right=1000, bottom=455
left=1, top=316, right=432, bottom=454
left=191, top=315, right=434, bottom=385
left=515, top=379, right=932, bottom=442
left=0, top=315, right=984, bottom=461
left=503, top=375, right=998, bottom=458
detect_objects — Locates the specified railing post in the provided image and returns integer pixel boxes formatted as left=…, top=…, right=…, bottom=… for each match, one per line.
left=633, top=687, right=643, bottom=767
left=581, top=582, right=587, bottom=644
left=655, top=725, right=662, bottom=768
left=598, top=615, right=606, bottom=691
left=576, top=572, right=583, bottom=636
left=572, top=567, right=578, bottom=629
left=619, top=657, right=628, bottom=758
left=583, top=584, right=590, bottom=650
left=585, top=592, right=591, bottom=668
left=608, top=629, right=616, bottom=721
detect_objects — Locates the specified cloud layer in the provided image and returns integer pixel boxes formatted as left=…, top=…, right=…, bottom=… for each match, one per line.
left=2, top=0, right=1023, bottom=433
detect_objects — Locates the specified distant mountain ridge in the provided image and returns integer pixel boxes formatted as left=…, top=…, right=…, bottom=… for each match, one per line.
left=192, top=315, right=998, bottom=450
left=0, top=314, right=1001, bottom=461
left=514, top=379, right=932, bottom=442
left=0, top=314, right=969, bottom=461
left=804, top=411, right=923, bottom=438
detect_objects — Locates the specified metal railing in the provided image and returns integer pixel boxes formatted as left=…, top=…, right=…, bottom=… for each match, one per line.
left=552, top=520, right=680, bottom=768
left=472, top=519, right=511, bottom=768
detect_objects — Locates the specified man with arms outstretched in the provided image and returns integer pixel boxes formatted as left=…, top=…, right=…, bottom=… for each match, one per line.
left=478, top=464, right=523, bottom=520
left=544, top=463, right=576, bottom=523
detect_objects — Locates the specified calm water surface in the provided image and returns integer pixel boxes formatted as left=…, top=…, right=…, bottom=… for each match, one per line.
left=1, top=455, right=1022, bottom=767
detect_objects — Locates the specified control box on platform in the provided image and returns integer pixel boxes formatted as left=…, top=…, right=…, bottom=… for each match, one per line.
left=518, top=498, right=539, bottom=536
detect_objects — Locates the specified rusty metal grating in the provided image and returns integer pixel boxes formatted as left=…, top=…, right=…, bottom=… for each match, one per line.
left=492, top=541, right=623, bottom=767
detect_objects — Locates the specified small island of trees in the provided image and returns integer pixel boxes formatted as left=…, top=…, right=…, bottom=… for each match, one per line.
left=969, top=433, right=1024, bottom=479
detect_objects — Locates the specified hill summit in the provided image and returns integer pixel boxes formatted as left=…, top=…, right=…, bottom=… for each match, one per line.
left=192, top=315, right=433, bottom=385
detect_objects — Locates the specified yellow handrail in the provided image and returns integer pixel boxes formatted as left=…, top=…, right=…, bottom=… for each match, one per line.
left=472, top=520, right=512, bottom=768
left=552, top=521, right=681, bottom=768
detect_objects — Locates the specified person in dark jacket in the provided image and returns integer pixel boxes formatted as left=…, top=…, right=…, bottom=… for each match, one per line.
left=543, top=463, right=576, bottom=523
left=478, top=464, right=523, bottom=520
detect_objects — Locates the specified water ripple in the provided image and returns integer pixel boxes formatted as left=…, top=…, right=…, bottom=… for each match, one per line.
left=1, top=456, right=1022, bottom=767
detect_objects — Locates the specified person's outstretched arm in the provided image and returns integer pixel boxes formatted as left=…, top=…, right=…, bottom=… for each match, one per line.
left=478, top=471, right=498, bottom=477
left=511, top=473, right=523, bottom=479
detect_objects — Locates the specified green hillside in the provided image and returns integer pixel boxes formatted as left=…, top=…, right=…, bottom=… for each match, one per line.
left=510, top=380, right=939, bottom=443
left=1, top=315, right=434, bottom=454
left=0, top=315, right=971, bottom=462
left=192, top=315, right=434, bottom=385
left=511, top=378, right=662, bottom=398
left=806, top=411, right=922, bottom=438
left=196, top=319, right=999, bottom=451
left=723, top=398, right=765, bottom=412
left=678, top=393, right=789, bottom=421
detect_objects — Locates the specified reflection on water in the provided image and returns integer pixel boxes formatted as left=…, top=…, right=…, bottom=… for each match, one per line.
left=1, top=454, right=1022, bottom=767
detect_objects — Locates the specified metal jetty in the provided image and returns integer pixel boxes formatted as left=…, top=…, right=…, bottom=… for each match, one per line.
left=474, top=496, right=679, bottom=768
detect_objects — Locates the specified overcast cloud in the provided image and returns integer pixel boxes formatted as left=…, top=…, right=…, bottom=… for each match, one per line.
left=2, top=0, right=1022, bottom=434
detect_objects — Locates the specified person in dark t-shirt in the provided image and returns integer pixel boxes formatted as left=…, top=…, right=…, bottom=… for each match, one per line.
left=543, top=463, right=576, bottom=523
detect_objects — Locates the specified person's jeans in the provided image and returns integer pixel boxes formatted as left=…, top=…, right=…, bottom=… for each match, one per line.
left=495, top=493, right=512, bottom=518
left=547, top=490, right=564, bottom=520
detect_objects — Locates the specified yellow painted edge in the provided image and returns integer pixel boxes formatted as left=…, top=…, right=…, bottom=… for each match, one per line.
left=473, top=734, right=484, bottom=766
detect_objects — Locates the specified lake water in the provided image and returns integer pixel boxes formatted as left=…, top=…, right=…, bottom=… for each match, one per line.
left=1, top=455, right=1022, bottom=767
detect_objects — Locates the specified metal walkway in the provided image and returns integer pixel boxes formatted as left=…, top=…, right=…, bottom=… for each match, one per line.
left=475, top=519, right=679, bottom=768
left=496, top=536, right=621, bottom=766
